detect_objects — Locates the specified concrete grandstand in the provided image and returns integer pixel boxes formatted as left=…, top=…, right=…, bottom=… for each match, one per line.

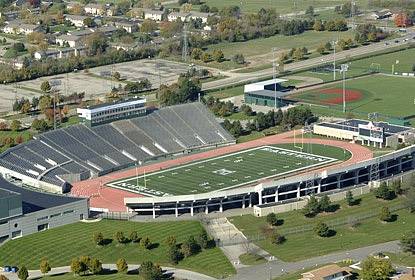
left=0, top=102, right=235, bottom=193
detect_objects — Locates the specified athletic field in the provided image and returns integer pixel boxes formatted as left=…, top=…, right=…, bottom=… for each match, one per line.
left=108, top=145, right=338, bottom=197
left=289, top=75, right=415, bottom=119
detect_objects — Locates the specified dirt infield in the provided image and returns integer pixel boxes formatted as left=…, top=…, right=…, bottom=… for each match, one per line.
left=319, top=88, right=363, bottom=105
left=70, top=131, right=373, bottom=212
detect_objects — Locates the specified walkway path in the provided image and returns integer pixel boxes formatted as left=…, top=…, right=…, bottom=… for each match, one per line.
left=228, top=241, right=401, bottom=280
left=71, top=131, right=373, bottom=211
left=2, top=264, right=216, bottom=280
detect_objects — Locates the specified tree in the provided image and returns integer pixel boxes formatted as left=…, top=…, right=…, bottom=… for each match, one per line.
left=140, top=19, right=158, bottom=34
left=266, top=213, right=278, bottom=227
left=314, top=221, right=331, bottom=237
left=129, top=231, right=139, bottom=243
left=17, top=266, right=28, bottom=280
left=232, top=53, right=245, bottom=64
left=313, top=19, right=324, bottom=31
left=400, top=231, right=415, bottom=254
left=316, top=44, right=326, bottom=55
left=0, top=276, right=9, bottom=280
left=85, top=32, right=108, bottom=56
left=196, top=230, right=209, bottom=249
left=269, top=229, right=285, bottom=244
left=181, top=236, right=199, bottom=257
left=167, top=245, right=182, bottom=264
left=345, top=190, right=355, bottom=206
left=40, top=80, right=51, bottom=93
left=40, top=258, right=51, bottom=276
left=375, top=182, right=395, bottom=200
left=302, top=195, right=320, bottom=217
left=31, top=119, right=49, bottom=132
left=292, top=48, right=304, bottom=61
left=361, top=256, right=395, bottom=280
left=83, top=17, right=96, bottom=27
left=39, top=95, right=52, bottom=113
left=379, top=206, right=392, bottom=222
left=212, top=49, right=224, bottom=62
left=191, top=48, right=203, bottom=60
left=140, top=236, right=151, bottom=249
left=116, top=258, right=128, bottom=273
left=201, top=52, right=212, bottom=63
left=20, top=100, right=31, bottom=114
left=112, top=71, right=121, bottom=81
left=0, top=122, right=7, bottom=131
left=139, top=261, right=163, bottom=280
left=114, top=231, right=126, bottom=244
left=70, top=258, right=82, bottom=275
left=318, top=194, right=331, bottom=212
left=305, top=6, right=314, bottom=17
left=89, top=258, right=102, bottom=275
left=93, top=232, right=104, bottom=246
left=10, top=120, right=21, bottom=131
left=165, top=235, right=177, bottom=247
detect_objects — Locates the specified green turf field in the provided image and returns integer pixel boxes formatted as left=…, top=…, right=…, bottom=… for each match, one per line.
left=165, top=0, right=368, bottom=14
left=108, top=145, right=340, bottom=197
left=289, top=74, right=415, bottom=119
left=0, top=220, right=235, bottom=278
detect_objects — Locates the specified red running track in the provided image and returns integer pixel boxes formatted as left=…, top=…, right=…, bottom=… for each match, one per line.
left=71, top=131, right=373, bottom=212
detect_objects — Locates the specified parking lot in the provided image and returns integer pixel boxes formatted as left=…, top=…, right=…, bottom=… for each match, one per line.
left=0, top=59, right=192, bottom=113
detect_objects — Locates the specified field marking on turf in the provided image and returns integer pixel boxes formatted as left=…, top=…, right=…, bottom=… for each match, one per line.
left=108, top=146, right=338, bottom=197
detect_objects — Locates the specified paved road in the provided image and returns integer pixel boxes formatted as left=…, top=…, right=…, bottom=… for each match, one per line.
left=2, top=264, right=216, bottom=280
left=201, top=32, right=415, bottom=91
left=228, top=241, right=401, bottom=280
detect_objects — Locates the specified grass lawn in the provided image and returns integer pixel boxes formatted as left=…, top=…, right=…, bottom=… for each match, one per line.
left=206, top=31, right=353, bottom=58
left=0, top=220, right=235, bottom=279
left=289, top=74, right=415, bottom=119
left=205, top=85, right=243, bottom=99
left=226, top=111, right=256, bottom=121
left=385, top=252, right=415, bottom=267
left=165, top=0, right=368, bottom=14
left=31, top=273, right=141, bottom=280
left=239, top=253, right=267, bottom=265
left=108, top=144, right=343, bottom=197
left=230, top=193, right=414, bottom=262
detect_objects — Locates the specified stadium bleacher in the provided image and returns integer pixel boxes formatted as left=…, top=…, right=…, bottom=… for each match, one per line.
left=0, top=102, right=235, bottom=190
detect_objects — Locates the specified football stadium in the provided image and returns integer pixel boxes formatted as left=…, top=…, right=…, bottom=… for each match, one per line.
left=0, top=99, right=414, bottom=218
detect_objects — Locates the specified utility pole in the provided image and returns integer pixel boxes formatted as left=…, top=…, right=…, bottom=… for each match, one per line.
left=340, top=64, right=349, bottom=113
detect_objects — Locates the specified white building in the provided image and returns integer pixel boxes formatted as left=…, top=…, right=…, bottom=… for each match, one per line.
left=34, top=47, right=86, bottom=60
left=167, top=12, right=189, bottom=22
left=3, top=22, right=40, bottom=35
left=84, top=3, right=106, bottom=15
left=56, top=35, right=83, bottom=48
left=65, top=14, right=89, bottom=27
left=143, top=9, right=164, bottom=21
left=113, top=21, right=139, bottom=33
left=188, top=11, right=213, bottom=23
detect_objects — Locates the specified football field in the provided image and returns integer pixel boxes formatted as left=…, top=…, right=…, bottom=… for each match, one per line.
left=108, top=145, right=338, bottom=197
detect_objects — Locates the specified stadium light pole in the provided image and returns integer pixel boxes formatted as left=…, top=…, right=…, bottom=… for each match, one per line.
left=340, top=64, right=349, bottom=113
left=332, top=40, right=338, bottom=80
left=272, top=47, right=278, bottom=109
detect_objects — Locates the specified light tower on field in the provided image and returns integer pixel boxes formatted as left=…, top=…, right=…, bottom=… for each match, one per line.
left=340, top=63, right=349, bottom=113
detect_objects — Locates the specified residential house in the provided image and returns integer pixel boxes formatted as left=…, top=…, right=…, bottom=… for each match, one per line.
left=56, top=34, right=83, bottom=48
left=96, top=25, right=117, bottom=36
left=34, top=47, right=86, bottom=60
left=371, top=9, right=393, bottom=20
left=143, top=9, right=164, bottom=21
left=300, top=264, right=353, bottom=280
left=67, top=29, right=94, bottom=37
left=167, top=12, right=189, bottom=22
left=113, top=21, right=139, bottom=33
left=3, top=21, right=41, bottom=35
left=84, top=3, right=106, bottom=15
left=188, top=11, right=213, bottom=23
left=65, top=14, right=89, bottom=27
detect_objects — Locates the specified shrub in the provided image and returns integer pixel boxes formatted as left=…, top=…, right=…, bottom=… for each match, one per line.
left=375, top=182, right=395, bottom=200
left=116, top=258, right=128, bottom=273
left=266, top=213, right=278, bottom=226
left=140, top=237, right=151, bottom=249
left=93, top=232, right=104, bottom=246
left=270, top=230, right=285, bottom=244
left=314, top=221, right=331, bottom=237
left=379, top=206, right=392, bottom=222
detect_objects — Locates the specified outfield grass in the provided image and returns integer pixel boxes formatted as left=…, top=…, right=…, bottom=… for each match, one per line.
left=108, top=144, right=343, bottom=197
left=289, top=74, right=415, bottom=119
left=230, top=193, right=414, bottom=262
left=0, top=220, right=235, bottom=279
left=206, top=31, right=353, bottom=58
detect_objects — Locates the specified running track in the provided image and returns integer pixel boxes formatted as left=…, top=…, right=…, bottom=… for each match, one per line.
left=70, top=131, right=373, bottom=212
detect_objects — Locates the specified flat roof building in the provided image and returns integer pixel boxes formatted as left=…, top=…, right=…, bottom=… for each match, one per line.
left=244, top=78, right=291, bottom=108
left=77, top=97, right=147, bottom=126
